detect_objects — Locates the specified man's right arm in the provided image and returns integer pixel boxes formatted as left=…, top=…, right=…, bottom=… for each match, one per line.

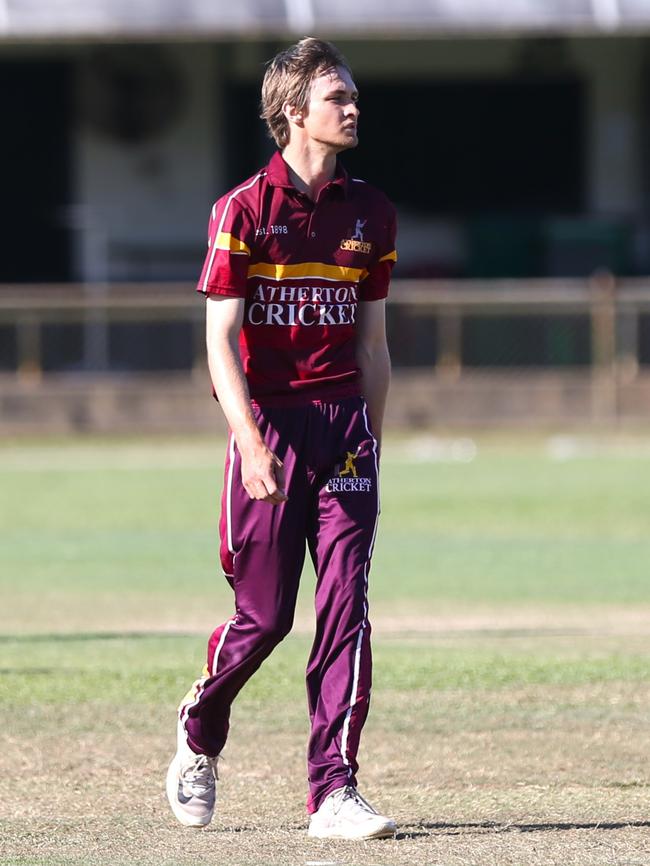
left=206, top=295, right=287, bottom=505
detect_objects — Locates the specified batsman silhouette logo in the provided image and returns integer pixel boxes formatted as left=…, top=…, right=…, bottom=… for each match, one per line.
left=340, top=451, right=359, bottom=478
left=340, top=218, right=373, bottom=254
left=326, top=448, right=372, bottom=493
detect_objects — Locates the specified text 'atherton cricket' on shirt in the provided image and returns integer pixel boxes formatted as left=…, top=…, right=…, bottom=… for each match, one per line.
left=197, top=151, right=397, bottom=406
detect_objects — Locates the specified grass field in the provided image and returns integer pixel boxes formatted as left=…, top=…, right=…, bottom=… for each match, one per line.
left=1, top=433, right=650, bottom=865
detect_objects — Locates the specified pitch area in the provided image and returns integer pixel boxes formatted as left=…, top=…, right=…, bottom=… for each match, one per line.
left=1, top=433, right=649, bottom=865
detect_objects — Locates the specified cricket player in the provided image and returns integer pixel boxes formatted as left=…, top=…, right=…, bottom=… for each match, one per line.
left=166, top=37, right=397, bottom=840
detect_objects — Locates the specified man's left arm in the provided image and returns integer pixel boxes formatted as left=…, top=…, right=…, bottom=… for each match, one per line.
left=355, top=299, right=391, bottom=448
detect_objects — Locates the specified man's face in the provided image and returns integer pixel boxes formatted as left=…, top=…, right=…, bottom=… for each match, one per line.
left=301, top=65, right=359, bottom=152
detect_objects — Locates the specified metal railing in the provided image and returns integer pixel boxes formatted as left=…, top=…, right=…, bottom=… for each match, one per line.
left=1, top=274, right=648, bottom=382
left=390, top=272, right=645, bottom=380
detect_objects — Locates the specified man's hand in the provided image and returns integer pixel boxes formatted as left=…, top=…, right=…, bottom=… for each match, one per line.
left=240, top=443, right=288, bottom=505
left=205, top=296, right=287, bottom=507
left=355, top=299, right=390, bottom=448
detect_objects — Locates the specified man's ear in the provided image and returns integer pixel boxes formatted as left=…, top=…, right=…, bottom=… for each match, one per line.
left=283, top=101, right=304, bottom=128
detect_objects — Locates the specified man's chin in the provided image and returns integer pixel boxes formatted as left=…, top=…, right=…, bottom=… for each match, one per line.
left=337, top=134, right=359, bottom=151
left=321, top=134, right=359, bottom=154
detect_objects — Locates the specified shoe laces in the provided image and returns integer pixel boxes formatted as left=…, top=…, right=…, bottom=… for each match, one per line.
left=336, top=786, right=378, bottom=816
left=180, top=753, right=219, bottom=793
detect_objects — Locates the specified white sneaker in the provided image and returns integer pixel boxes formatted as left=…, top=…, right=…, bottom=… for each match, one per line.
left=308, top=785, right=396, bottom=840
left=166, top=720, right=219, bottom=828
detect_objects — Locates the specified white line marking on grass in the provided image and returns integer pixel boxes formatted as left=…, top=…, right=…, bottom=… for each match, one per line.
left=546, top=435, right=650, bottom=461
left=391, top=436, right=477, bottom=464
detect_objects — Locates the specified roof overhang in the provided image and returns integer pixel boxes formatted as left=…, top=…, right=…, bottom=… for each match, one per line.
left=1, top=0, right=649, bottom=41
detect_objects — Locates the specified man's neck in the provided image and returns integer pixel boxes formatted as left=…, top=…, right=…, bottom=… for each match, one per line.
left=281, top=143, right=338, bottom=201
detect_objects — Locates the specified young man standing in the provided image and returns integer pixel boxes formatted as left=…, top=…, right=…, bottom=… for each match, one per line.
left=166, top=37, right=397, bottom=840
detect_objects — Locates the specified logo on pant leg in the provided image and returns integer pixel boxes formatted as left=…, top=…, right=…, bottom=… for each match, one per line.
left=340, top=451, right=359, bottom=478
left=326, top=447, right=372, bottom=493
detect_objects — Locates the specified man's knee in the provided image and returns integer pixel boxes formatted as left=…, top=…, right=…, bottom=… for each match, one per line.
left=251, top=611, right=294, bottom=647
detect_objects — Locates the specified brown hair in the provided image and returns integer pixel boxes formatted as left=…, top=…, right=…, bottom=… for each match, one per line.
left=260, top=37, right=352, bottom=149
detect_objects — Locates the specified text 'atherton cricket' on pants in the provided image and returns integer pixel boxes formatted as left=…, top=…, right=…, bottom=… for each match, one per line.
left=178, top=397, right=380, bottom=813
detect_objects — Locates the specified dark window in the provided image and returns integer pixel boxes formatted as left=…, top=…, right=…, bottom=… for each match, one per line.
left=223, top=81, right=274, bottom=189
left=0, top=62, right=72, bottom=281
left=343, top=78, right=585, bottom=215
left=0, top=326, right=17, bottom=370
left=638, top=315, right=650, bottom=366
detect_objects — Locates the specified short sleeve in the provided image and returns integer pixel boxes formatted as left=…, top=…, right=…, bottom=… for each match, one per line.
left=196, top=199, right=256, bottom=298
left=359, top=204, right=397, bottom=301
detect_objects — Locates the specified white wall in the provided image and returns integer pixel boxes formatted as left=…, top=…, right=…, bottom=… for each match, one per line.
left=572, top=37, right=645, bottom=217
left=74, top=43, right=221, bottom=281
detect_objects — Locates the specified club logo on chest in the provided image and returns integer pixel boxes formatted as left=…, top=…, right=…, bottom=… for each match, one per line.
left=340, top=218, right=372, bottom=255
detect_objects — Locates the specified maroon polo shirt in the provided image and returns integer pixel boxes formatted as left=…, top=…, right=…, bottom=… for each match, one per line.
left=197, top=151, right=397, bottom=406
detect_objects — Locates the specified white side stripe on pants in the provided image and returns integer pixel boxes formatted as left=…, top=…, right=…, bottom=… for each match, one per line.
left=211, top=618, right=235, bottom=676
left=340, top=402, right=380, bottom=769
left=225, top=433, right=236, bottom=556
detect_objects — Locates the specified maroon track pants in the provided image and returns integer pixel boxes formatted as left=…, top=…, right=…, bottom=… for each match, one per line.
left=180, top=397, right=380, bottom=813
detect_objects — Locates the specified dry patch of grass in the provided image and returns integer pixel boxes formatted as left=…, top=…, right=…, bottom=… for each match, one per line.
left=2, top=655, right=649, bottom=866
left=3, top=739, right=650, bottom=866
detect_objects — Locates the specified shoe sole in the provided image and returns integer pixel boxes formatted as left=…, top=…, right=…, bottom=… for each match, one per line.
left=165, top=755, right=213, bottom=829
left=308, top=822, right=396, bottom=840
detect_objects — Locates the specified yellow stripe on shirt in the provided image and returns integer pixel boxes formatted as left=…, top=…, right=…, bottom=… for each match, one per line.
left=216, top=232, right=251, bottom=255
left=378, top=250, right=397, bottom=264
left=247, top=262, right=366, bottom=282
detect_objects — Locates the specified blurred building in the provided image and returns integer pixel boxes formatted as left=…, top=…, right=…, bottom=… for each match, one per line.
left=3, top=1, right=650, bottom=427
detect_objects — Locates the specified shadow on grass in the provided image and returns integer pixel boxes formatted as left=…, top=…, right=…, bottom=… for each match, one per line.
left=397, top=820, right=650, bottom=839
left=195, top=820, right=650, bottom=839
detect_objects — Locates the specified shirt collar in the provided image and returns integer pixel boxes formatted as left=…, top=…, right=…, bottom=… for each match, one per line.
left=266, top=150, right=349, bottom=199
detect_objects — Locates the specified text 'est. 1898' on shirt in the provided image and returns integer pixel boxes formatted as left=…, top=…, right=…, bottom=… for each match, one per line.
left=197, top=151, right=397, bottom=406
